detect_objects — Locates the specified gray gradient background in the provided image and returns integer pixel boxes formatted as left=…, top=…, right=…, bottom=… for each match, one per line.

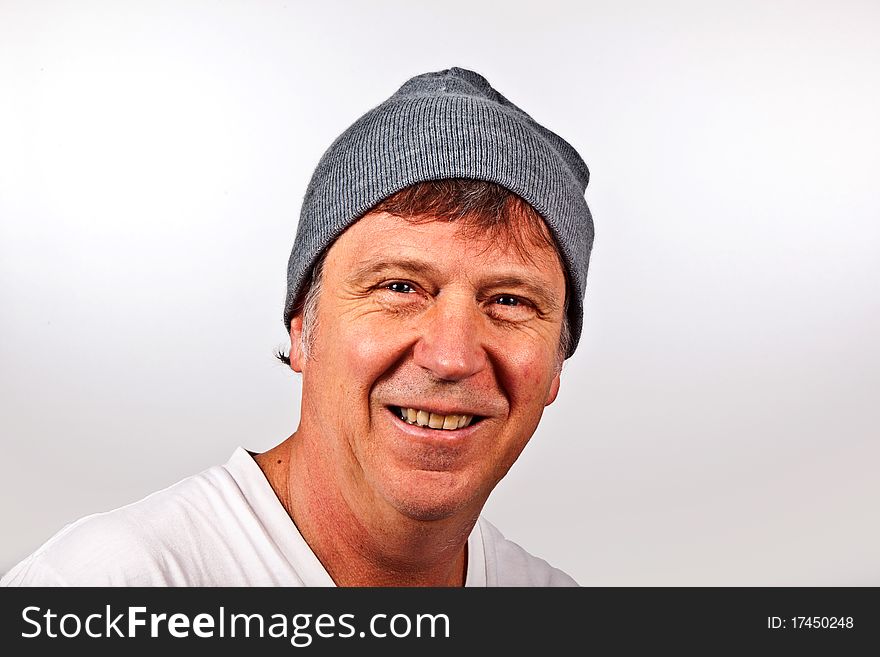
left=2, top=0, right=878, bottom=585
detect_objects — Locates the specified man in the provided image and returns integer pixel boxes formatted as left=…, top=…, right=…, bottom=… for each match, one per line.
left=2, top=67, right=593, bottom=587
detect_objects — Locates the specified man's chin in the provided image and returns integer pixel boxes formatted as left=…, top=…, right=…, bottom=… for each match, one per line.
left=382, top=473, right=482, bottom=523
left=392, top=496, right=483, bottom=523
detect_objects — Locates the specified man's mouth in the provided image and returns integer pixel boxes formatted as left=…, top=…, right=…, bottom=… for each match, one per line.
left=389, top=406, right=480, bottom=431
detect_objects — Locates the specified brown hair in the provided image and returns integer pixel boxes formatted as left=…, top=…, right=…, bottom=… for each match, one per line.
left=373, top=179, right=559, bottom=265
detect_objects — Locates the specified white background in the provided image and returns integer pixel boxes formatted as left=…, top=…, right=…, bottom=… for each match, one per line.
left=2, top=0, right=878, bottom=585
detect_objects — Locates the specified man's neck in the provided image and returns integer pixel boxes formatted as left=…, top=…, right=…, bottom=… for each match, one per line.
left=255, top=433, right=476, bottom=587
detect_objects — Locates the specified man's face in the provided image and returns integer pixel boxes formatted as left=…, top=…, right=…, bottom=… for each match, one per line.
left=289, top=210, right=567, bottom=523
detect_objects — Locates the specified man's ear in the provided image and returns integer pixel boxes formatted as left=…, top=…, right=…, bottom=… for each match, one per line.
left=544, top=371, right=561, bottom=406
left=288, top=314, right=306, bottom=373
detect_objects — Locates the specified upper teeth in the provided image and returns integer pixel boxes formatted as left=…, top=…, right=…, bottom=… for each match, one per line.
left=398, top=407, right=474, bottom=430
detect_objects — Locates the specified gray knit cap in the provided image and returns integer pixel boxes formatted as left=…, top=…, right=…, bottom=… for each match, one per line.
left=284, top=67, right=594, bottom=357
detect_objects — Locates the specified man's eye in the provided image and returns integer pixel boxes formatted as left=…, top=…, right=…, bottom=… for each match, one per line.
left=495, top=295, right=520, bottom=306
left=387, top=282, right=414, bottom=294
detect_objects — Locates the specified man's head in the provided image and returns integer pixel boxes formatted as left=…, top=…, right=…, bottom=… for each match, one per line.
left=280, top=68, right=592, bottom=523
left=283, top=67, right=593, bottom=358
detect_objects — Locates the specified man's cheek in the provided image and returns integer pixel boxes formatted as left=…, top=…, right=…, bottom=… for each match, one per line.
left=343, top=323, right=409, bottom=367
left=500, top=353, right=553, bottom=400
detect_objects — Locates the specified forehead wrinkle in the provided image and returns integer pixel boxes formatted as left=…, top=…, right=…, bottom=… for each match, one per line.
left=346, top=255, right=444, bottom=284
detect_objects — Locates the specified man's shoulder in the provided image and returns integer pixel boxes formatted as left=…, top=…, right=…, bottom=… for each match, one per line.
left=478, top=517, right=579, bottom=587
left=1, top=461, right=242, bottom=586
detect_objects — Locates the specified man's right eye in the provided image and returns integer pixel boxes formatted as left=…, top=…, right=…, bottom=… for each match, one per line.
left=386, top=282, right=414, bottom=294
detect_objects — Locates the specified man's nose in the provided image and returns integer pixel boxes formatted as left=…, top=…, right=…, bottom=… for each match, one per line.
left=412, top=295, right=488, bottom=382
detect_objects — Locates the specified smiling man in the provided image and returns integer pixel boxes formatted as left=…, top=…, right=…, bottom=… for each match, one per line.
left=2, top=68, right=593, bottom=587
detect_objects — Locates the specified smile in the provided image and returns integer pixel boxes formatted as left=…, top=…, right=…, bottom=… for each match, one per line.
left=390, top=406, right=477, bottom=431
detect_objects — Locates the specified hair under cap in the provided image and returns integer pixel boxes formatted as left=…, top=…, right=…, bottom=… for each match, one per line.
left=284, top=66, right=594, bottom=357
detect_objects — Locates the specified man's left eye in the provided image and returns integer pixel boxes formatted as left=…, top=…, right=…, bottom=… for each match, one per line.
left=494, top=295, right=520, bottom=306
left=387, top=282, right=414, bottom=294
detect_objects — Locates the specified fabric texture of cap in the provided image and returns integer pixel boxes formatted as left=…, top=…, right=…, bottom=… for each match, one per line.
left=283, top=66, right=594, bottom=357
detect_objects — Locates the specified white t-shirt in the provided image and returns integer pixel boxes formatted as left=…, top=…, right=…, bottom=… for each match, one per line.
left=1, top=448, right=577, bottom=587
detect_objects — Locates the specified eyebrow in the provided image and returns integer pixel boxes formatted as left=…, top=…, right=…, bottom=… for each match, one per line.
left=348, top=257, right=444, bottom=284
left=347, top=256, right=562, bottom=312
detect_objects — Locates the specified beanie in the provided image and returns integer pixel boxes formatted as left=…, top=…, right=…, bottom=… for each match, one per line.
left=284, top=66, right=594, bottom=357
